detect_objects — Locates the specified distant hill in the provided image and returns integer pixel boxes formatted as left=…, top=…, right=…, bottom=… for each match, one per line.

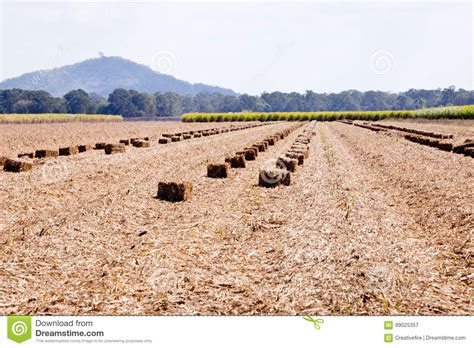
left=0, top=56, right=237, bottom=97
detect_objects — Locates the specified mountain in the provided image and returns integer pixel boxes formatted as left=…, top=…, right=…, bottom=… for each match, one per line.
left=0, top=56, right=237, bottom=97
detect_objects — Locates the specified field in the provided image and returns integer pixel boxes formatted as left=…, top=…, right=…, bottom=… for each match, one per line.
left=0, top=114, right=122, bottom=123
left=0, top=119, right=472, bottom=315
left=182, top=104, right=474, bottom=122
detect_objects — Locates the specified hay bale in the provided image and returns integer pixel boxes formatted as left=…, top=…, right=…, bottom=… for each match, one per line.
left=202, top=131, right=210, bottom=137
left=207, top=163, right=230, bottom=178
left=286, top=152, right=305, bottom=165
left=193, top=133, right=202, bottom=138
left=59, top=146, right=79, bottom=156
left=104, top=143, right=126, bottom=155
left=278, top=156, right=298, bottom=172
left=291, top=148, right=309, bottom=158
left=183, top=134, right=192, bottom=140
left=78, top=144, right=92, bottom=152
left=162, top=134, right=173, bottom=138
left=119, top=139, right=130, bottom=145
left=463, top=148, right=474, bottom=157
left=266, top=137, right=276, bottom=146
left=159, top=137, right=171, bottom=144
left=157, top=181, right=193, bottom=202
left=255, top=143, right=266, bottom=152
left=133, top=140, right=151, bottom=148
left=18, top=152, right=34, bottom=159
left=258, top=168, right=290, bottom=188
left=3, top=159, right=32, bottom=172
left=225, top=155, right=246, bottom=168
left=94, top=142, right=106, bottom=150
left=35, top=149, right=59, bottom=158
left=144, top=137, right=150, bottom=141
left=171, top=136, right=182, bottom=142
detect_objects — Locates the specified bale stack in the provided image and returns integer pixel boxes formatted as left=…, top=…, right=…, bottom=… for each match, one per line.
left=159, top=137, right=171, bottom=144
left=207, top=163, right=230, bottom=178
left=94, top=143, right=106, bottom=150
left=78, top=144, right=93, bottom=153
left=119, top=139, right=130, bottom=145
left=157, top=181, right=193, bottom=202
left=18, top=152, right=34, bottom=159
left=258, top=167, right=290, bottom=188
left=35, top=149, right=59, bottom=158
left=278, top=156, right=298, bottom=173
left=59, top=146, right=79, bottom=156
left=225, top=154, right=246, bottom=168
left=132, top=140, right=151, bottom=148
left=3, top=159, right=32, bottom=172
left=104, top=143, right=126, bottom=155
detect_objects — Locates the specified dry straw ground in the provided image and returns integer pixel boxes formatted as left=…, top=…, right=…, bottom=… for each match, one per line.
left=0, top=120, right=472, bottom=315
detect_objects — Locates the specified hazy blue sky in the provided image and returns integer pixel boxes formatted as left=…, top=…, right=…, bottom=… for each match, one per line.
left=0, top=0, right=472, bottom=94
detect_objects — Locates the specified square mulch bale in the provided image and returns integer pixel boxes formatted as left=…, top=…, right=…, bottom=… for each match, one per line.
left=78, top=144, right=93, bottom=153
left=258, top=168, right=290, bottom=188
left=183, top=134, right=192, bottom=140
left=59, top=146, right=79, bottom=156
left=133, top=140, right=150, bottom=148
left=266, top=137, right=276, bottom=146
left=119, top=139, right=130, bottom=145
left=18, top=152, right=34, bottom=159
left=35, top=149, right=59, bottom=158
left=286, top=152, right=305, bottom=165
left=202, top=131, right=210, bottom=137
left=157, top=181, right=193, bottom=202
left=207, top=163, right=230, bottom=178
left=193, top=133, right=202, bottom=138
left=4, top=159, right=32, bottom=172
left=159, top=137, right=171, bottom=144
left=278, top=156, right=298, bottom=172
left=225, top=155, right=246, bottom=168
left=291, top=147, right=309, bottom=158
left=255, top=143, right=266, bottom=152
left=171, top=136, right=182, bottom=142
left=94, top=142, right=106, bottom=150
left=104, top=143, right=126, bottom=155
left=162, top=134, right=173, bottom=138
left=245, top=149, right=257, bottom=160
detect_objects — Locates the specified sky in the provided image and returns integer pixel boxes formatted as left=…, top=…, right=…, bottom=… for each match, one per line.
left=0, top=0, right=472, bottom=95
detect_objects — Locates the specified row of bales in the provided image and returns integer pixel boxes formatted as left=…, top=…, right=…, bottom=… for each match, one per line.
left=348, top=121, right=473, bottom=157
left=2, top=136, right=151, bottom=172
left=206, top=124, right=302, bottom=179
left=156, top=124, right=301, bottom=203
left=258, top=124, right=316, bottom=188
left=155, top=124, right=276, bottom=202
left=157, top=123, right=269, bottom=144
left=2, top=122, right=272, bottom=175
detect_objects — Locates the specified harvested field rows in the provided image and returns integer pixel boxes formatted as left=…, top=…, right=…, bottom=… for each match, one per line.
left=0, top=120, right=472, bottom=315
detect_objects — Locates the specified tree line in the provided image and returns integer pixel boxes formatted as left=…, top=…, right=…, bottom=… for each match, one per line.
left=1, top=87, right=473, bottom=117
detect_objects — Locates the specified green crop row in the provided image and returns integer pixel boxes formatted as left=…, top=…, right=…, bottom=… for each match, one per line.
left=181, top=105, right=474, bottom=122
left=0, top=114, right=123, bottom=123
